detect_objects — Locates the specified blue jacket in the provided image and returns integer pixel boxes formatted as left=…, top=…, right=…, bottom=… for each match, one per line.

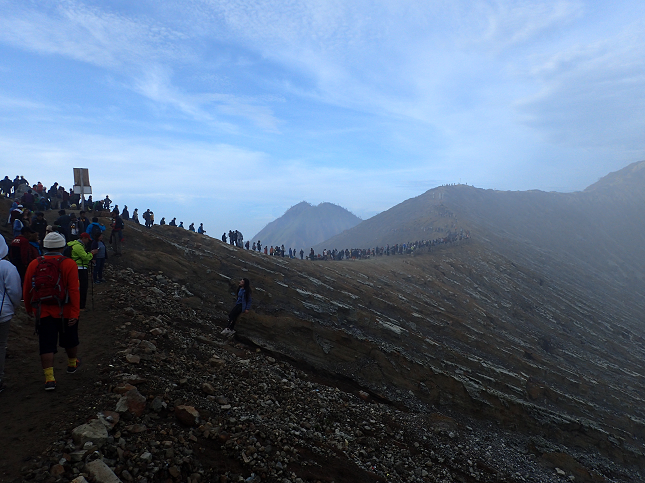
left=85, top=222, right=106, bottom=240
left=236, top=288, right=252, bottom=312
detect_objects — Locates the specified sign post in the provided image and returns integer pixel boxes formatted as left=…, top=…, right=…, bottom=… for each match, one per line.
left=73, top=168, right=92, bottom=210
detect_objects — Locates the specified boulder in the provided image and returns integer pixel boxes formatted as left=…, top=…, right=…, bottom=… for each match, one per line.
left=175, top=405, right=200, bottom=426
left=85, top=459, right=123, bottom=483
left=115, top=388, right=147, bottom=417
left=72, top=419, right=109, bottom=448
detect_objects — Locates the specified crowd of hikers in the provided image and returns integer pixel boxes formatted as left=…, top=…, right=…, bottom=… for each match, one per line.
left=0, top=174, right=470, bottom=395
left=226, top=231, right=470, bottom=261
left=0, top=174, right=248, bottom=394
left=2, top=174, right=470, bottom=265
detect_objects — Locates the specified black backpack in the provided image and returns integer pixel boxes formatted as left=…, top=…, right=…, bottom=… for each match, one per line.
left=62, top=244, right=73, bottom=258
left=91, top=224, right=102, bottom=241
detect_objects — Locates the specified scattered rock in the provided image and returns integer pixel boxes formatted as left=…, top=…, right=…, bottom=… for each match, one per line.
left=115, top=388, right=147, bottom=416
left=202, top=382, right=216, bottom=395
left=72, top=419, right=109, bottom=448
left=85, top=459, right=122, bottom=483
left=175, top=405, right=200, bottom=426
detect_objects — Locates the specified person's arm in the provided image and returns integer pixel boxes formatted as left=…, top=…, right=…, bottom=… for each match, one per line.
left=243, top=293, right=252, bottom=312
left=72, top=243, right=94, bottom=266
left=23, top=260, right=36, bottom=315
left=3, top=262, right=22, bottom=307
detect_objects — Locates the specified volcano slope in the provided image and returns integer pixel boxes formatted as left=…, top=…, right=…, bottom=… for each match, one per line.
left=0, top=193, right=643, bottom=482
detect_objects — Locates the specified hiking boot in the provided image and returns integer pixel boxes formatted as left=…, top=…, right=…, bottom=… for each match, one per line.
left=44, top=381, right=57, bottom=391
left=67, top=358, right=81, bottom=374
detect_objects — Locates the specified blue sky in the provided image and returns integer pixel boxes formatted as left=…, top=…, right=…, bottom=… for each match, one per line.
left=1, top=0, right=644, bottom=238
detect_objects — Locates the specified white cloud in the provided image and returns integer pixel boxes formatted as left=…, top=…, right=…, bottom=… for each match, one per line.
left=0, top=1, right=187, bottom=69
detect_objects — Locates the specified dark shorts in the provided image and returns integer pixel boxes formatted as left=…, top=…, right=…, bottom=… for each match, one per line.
left=38, top=315, right=79, bottom=355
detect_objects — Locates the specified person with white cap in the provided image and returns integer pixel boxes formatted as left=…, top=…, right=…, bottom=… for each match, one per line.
left=0, top=236, right=22, bottom=393
left=23, top=232, right=81, bottom=391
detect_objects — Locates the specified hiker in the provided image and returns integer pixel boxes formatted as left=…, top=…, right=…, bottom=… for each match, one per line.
left=31, top=212, right=48, bottom=248
left=23, top=232, right=81, bottom=391
left=178, top=221, right=184, bottom=229
left=222, top=232, right=227, bottom=243
left=169, top=218, right=177, bottom=227
left=300, top=249, right=304, bottom=259
left=0, top=236, right=22, bottom=394
left=91, top=232, right=107, bottom=284
left=197, top=223, right=205, bottom=234
left=221, top=278, right=252, bottom=335
left=9, top=226, right=41, bottom=284
left=0, top=176, right=12, bottom=197
left=110, top=214, right=124, bottom=256
left=54, top=209, right=71, bottom=242
left=121, top=205, right=129, bottom=220
left=68, top=214, right=80, bottom=241
left=257, top=240, right=261, bottom=252
left=12, top=207, right=25, bottom=238
left=78, top=211, right=90, bottom=234
left=67, top=233, right=96, bottom=308
left=21, top=189, right=35, bottom=211
left=132, top=209, right=139, bottom=224
left=188, top=223, right=195, bottom=232
left=160, top=217, right=166, bottom=225
left=85, top=217, right=106, bottom=241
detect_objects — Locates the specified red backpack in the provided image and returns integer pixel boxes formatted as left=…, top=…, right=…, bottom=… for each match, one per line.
left=29, top=256, right=69, bottom=323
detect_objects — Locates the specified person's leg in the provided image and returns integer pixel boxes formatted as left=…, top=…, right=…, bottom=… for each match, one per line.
left=0, top=320, right=11, bottom=386
left=95, top=258, right=105, bottom=282
left=60, top=319, right=80, bottom=372
left=226, top=304, right=243, bottom=330
left=78, top=269, right=88, bottom=309
left=38, top=316, right=59, bottom=389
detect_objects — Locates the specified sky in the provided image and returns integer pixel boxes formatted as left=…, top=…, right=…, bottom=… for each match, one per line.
left=1, top=0, right=644, bottom=238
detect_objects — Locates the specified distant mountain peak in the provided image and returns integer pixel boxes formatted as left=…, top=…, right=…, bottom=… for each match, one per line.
left=252, top=201, right=362, bottom=249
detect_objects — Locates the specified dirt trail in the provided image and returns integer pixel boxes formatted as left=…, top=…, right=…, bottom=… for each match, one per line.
left=0, top=273, right=119, bottom=482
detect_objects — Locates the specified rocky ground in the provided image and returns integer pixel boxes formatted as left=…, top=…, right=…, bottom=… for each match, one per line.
left=1, top=260, right=634, bottom=483
left=1, top=200, right=642, bottom=482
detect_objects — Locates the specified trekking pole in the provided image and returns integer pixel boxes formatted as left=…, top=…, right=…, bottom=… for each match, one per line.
left=90, top=262, right=94, bottom=311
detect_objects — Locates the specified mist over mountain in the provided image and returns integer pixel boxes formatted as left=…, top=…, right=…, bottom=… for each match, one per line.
left=316, top=160, right=645, bottom=299
left=252, top=201, right=361, bottom=250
